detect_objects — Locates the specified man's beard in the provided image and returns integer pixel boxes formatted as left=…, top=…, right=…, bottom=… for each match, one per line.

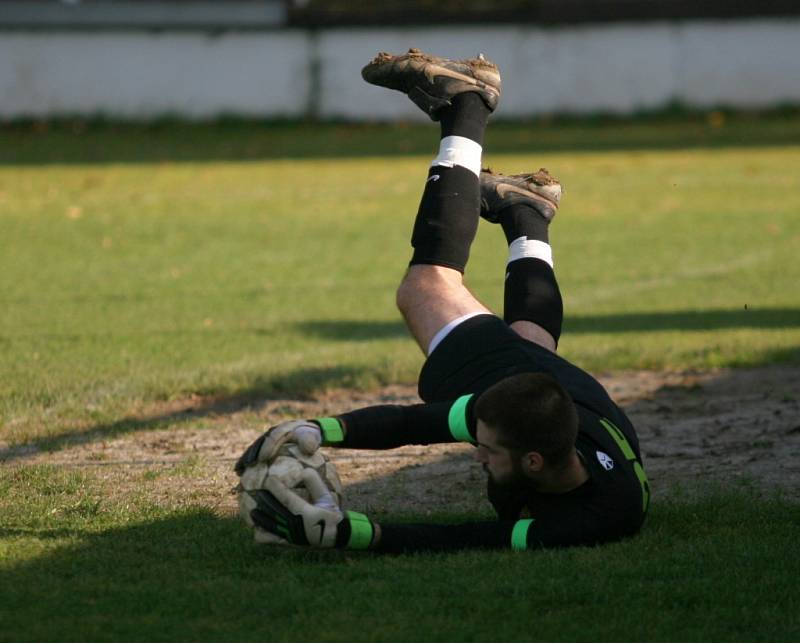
left=485, top=460, right=533, bottom=520
left=484, top=460, right=529, bottom=490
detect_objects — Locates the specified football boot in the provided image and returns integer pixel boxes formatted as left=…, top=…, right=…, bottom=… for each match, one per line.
left=479, top=168, right=562, bottom=223
left=362, top=47, right=501, bottom=120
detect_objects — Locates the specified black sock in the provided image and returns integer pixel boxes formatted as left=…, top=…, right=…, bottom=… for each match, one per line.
left=499, top=204, right=549, bottom=244
left=440, top=92, right=490, bottom=145
left=409, top=166, right=480, bottom=272
left=504, top=258, right=563, bottom=344
left=499, top=201, right=559, bottom=339
left=408, top=93, right=488, bottom=273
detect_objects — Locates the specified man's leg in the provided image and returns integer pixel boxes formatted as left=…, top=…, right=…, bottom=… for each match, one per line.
left=362, top=49, right=501, bottom=355
left=396, top=88, right=495, bottom=353
left=396, top=264, right=490, bottom=356
left=479, top=169, right=564, bottom=352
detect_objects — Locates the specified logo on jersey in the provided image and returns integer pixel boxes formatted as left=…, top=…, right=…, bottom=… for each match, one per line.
left=596, top=451, right=614, bottom=471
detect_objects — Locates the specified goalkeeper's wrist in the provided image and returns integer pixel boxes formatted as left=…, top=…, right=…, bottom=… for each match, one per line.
left=313, top=417, right=345, bottom=445
left=334, top=511, right=377, bottom=550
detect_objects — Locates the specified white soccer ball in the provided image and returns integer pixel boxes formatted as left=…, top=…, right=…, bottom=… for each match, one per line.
left=238, top=445, right=344, bottom=530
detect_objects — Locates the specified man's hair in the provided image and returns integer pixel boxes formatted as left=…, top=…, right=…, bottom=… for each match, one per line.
left=474, top=372, right=579, bottom=468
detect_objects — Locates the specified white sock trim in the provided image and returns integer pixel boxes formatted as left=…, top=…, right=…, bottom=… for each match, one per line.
left=427, top=312, right=491, bottom=356
left=430, top=135, right=482, bottom=178
left=507, top=236, right=553, bottom=268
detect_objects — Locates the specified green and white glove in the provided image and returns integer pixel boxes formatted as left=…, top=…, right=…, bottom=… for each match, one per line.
left=234, top=420, right=322, bottom=475
left=244, top=469, right=375, bottom=550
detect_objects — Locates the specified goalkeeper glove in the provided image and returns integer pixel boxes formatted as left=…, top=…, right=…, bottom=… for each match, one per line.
left=235, top=419, right=322, bottom=475
left=246, top=469, right=375, bottom=550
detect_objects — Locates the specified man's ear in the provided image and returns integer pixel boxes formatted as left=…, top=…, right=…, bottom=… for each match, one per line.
left=522, top=451, right=545, bottom=474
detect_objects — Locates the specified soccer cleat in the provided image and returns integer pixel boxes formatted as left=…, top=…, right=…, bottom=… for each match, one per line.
left=479, top=168, right=562, bottom=223
left=361, top=48, right=501, bottom=121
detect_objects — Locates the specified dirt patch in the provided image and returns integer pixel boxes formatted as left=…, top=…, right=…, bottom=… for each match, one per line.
left=4, top=367, right=799, bottom=517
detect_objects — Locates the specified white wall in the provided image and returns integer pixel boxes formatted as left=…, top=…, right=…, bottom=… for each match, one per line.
left=1, top=19, right=799, bottom=119
left=0, top=31, right=308, bottom=118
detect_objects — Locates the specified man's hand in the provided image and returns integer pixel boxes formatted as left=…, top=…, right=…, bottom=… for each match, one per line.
left=244, top=468, right=343, bottom=547
left=234, top=420, right=322, bottom=475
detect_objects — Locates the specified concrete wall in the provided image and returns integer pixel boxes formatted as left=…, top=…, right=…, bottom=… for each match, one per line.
left=1, top=19, right=799, bottom=119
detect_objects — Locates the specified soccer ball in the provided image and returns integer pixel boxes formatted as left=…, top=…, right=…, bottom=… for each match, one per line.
left=237, top=445, right=343, bottom=531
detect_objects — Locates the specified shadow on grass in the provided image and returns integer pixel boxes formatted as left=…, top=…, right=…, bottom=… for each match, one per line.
left=299, top=308, right=800, bottom=342
left=1, top=489, right=798, bottom=641
left=0, top=365, right=366, bottom=464
left=3, top=111, right=800, bottom=165
left=297, top=319, right=408, bottom=341
left=564, top=307, right=800, bottom=333
left=0, top=510, right=300, bottom=640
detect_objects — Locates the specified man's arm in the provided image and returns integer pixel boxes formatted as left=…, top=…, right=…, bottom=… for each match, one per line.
left=245, top=477, right=539, bottom=553
left=325, top=394, right=477, bottom=449
left=370, top=507, right=613, bottom=553
left=235, top=394, right=477, bottom=473
left=249, top=489, right=607, bottom=553
left=370, top=519, right=529, bottom=553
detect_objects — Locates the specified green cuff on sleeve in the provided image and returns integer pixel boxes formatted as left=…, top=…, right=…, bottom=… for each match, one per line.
left=447, top=394, right=475, bottom=443
left=511, top=519, right=534, bottom=551
left=344, top=511, right=374, bottom=550
left=316, top=417, right=344, bottom=444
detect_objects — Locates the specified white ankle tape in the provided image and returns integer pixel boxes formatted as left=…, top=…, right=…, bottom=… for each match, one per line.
left=507, top=236, right=553, bottom=268
left=431, top=136, right=482, bottom=178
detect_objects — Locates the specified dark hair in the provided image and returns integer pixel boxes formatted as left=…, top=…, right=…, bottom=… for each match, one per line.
left=475, top=372, right=578, bottom=467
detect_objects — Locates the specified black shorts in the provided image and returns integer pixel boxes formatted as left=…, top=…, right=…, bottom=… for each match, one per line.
left=418, top=314, right=619, bottom=418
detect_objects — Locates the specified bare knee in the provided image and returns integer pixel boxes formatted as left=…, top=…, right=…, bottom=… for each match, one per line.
left=395, top=272, right=416, bottom=317
left=396, top=266, right=449, bottom=316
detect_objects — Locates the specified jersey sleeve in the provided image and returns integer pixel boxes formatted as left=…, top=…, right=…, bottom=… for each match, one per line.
left=316, top=394, right=478, bottom=450
left=375, top=516, right=583, bottom=553
left=375, top=505, right=624, bottom=553
left=376, top=520, right=520, bottom=552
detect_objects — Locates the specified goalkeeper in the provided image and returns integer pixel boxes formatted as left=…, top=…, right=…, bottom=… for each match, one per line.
left=235, top=48, right=650, bottom=553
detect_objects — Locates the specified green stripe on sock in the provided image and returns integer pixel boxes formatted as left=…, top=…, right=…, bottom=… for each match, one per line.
left=511, top=519, right=534, bottom=551
left=448, top=394, right=475, bottom=443
left=317, top=417, right=344, bottom=444
left=345, top=511, right=374, bottom=550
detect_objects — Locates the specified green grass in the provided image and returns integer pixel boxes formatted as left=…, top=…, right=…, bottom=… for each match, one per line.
left=1, top=464, right=798, bottom=643
left=2, top=116, right=799, bottom=441
left=1, top=117, right=799, bottom=641
left=3, top=108, right=800, bottom=163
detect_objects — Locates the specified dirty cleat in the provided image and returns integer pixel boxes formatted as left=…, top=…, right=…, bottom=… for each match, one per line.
left=361, top=48, right=501, bottom=121
left=479, top=168, right=562, bottom=223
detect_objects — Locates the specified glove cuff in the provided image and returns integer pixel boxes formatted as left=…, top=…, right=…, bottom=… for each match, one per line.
left=315, top=417, right=344, bottom=444
left=334, top=511, right=375, bottom=550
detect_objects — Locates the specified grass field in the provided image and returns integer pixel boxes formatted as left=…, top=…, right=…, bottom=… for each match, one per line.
left=3, top=464, right=798, bottom=642
left=1, top=114, right=800, bottom=641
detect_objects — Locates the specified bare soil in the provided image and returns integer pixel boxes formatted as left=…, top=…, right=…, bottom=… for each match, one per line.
left=3, top=366, right=799, bottom=518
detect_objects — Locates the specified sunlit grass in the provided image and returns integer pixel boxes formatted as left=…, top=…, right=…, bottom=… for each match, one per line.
left=1, top=118, right=799, bottom=642
left=1, top=121, right=799, bottom=442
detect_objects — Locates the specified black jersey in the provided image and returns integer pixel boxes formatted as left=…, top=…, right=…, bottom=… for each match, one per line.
left=487, top=404, right=649, bottom=548
left=326, top=314, right=649, bottom=552
left=332, top=394, right=649, bottom=553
